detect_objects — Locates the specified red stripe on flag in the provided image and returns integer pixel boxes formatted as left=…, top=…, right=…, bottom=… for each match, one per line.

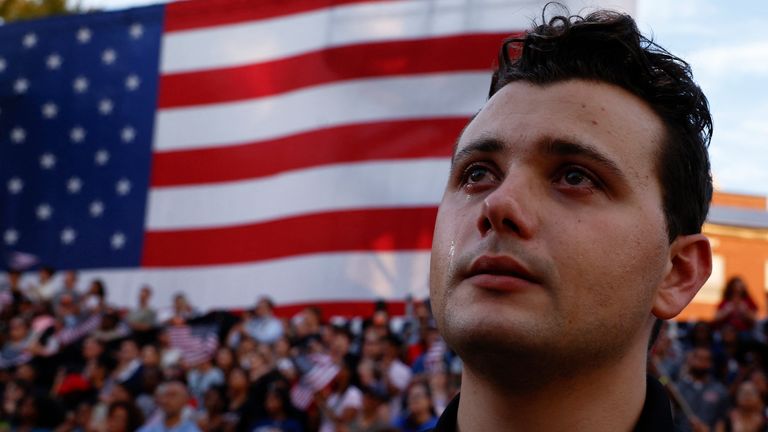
left=164, top=0, right=382, bottom=32
left=142, top=207, right=437, bottom=267
left=150, top=118, right=462, bottom=187
left=158, top=34, right=507, bottom=108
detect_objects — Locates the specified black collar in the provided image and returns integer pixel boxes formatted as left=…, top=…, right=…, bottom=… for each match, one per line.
left=431, top=375, right=675, bottom=432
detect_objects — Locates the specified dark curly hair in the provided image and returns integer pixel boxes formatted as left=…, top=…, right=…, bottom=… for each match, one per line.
left=490, top=6, right=713, bottom=241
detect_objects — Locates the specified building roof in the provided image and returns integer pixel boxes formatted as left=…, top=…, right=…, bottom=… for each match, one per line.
left=708, top=205, right=768, bottom=229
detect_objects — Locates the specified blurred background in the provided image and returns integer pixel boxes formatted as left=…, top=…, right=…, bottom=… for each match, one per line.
left=0, top=1, right=767, bottom=431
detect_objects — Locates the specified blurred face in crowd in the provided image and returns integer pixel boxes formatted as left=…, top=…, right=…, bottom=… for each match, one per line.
left=254, top=298, right=272, bottom=317
left=118, top=340, right=139, bottom=363
left=139, top=286, right=152, bottom=305
left=228, top=367, right=248, bottom=393
left=736, top=381, right=763, bottom=410
left=141, top=345, right=160, bottom=367
left=361, top=331, right=382, bottom=361
left=430, top=80, right=689, bottom=375
left=407, top=382, right=433, bottom=418
left=106, top=405, right=129, bottom=432
left=64, top=271, right=77, bottom=289
left=156, top=382, right=189, bottom=418
left=214, top=347, right=235, bottom=370
left=83, top=337, right=103, bottom=360
left=265, top=389, right=285, bottom=416
left=8, top=272, right=21, bottom=287
left=688, top=347, right=713, bottom=378
left=9, top=318, right=28, bottom=342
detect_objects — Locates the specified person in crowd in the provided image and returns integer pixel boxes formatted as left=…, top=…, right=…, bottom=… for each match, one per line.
left=127, top=286, right=158, bottom=334
left=381, top=334, right=412, bottom=421
left=715, top=380, right=768, bottom=432
left=83, top=279, right=108, bottom=313
left=676, top=347, right=730, bottom=431
left=106, top=400, right=145, bottom=432
left=248, top=382, right=304, bottom=432
left=10, top=393, right=65, bottom=432
left=317, top=358, right=363, bottom=432
left=30, top=266, right=57, bottom=303
left=195, top=386, right=229, bottom=432
left=0, top=269, right=26, bottom=320
left=212, top=347, right=235, bottom=378
left=394, top=380, right=439, bottom=432
left=186, top=356, right=224, bottom=407
left=138, top=381, right=200, bottom=432
left=349, top=385, right=391, bottom=432
left=223, top=367, right=249, bottom=427
left=158, top=293, right=200, bottom=324
left=55, top=293, right=82, bottom=329
left=227, top=297, right=283, bottom=348
left=53, top=271, right=81, bottom=309
left=109, top=340, right=144, bottom=395
left=715, top=277, right=759, bottom=335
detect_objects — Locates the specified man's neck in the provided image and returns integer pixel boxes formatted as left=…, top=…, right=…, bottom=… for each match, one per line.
left=457, top=342, right=648, bottom=432
left=164, top=413, right=182, bottom=428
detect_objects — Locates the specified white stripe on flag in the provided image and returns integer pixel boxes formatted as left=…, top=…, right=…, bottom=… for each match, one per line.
left=161, top=0, right=539, bottom=73
left=147, top=159, right=449, bottom=230
left=153, top=73, right=487, bottom=152
left=80, top=251, right=431, bottom=310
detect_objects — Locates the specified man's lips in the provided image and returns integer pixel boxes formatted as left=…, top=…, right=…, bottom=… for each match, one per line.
left=463, top=255, right=540, bottom=291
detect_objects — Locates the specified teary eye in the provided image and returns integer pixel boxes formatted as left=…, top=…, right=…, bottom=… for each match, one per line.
left=467, top=165, right=490, bottom=183
left=564, top=169, right=588, bottom=186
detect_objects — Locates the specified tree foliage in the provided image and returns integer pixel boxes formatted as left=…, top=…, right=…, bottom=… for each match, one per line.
left=0, top=0, right=86, bottom=23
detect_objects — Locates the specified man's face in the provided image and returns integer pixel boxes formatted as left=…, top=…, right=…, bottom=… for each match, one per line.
left=430, top=80, right=671, bottom=371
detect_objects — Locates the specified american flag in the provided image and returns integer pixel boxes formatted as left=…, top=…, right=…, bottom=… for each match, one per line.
left=0, top=0, right=634, bottom=312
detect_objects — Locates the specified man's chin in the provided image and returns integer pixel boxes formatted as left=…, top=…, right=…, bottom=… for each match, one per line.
left=442, top=303, right=551, bottom=356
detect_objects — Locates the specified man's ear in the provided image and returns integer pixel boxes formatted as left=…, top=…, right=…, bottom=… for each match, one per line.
left=652, top=233, right=712, bottom=320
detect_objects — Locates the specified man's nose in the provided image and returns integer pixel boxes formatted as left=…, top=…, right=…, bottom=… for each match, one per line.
left=477, top=172, right=537, bottom=239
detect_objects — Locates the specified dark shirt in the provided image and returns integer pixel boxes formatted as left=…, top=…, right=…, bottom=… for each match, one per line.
left=430, top=376, right=676, bottom=432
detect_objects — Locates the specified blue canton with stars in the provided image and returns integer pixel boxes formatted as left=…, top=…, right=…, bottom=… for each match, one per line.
left=0, top=6, right=163, bottom=269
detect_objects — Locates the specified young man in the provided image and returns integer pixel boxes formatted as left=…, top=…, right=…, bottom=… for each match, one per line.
left=428, top=8, right=713, bottom=432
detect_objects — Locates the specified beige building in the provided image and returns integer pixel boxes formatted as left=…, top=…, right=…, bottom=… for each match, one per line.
left=680, top=191, right=768, bottom=321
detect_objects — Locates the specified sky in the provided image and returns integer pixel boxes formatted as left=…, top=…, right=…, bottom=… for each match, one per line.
left=72, top=0, right=768, bottom=196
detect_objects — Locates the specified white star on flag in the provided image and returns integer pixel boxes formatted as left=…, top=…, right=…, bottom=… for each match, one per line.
left=70, top=126, right=86, bottom=143
left=46, top=53, right=62, bottom=70
left=36, top=204, right=53, bottom=221
left=129, top=23, right=143, bottom=39
left=73, top=76, right=89, bottom=93
left=111, top=232, right=126, bottom=250
left=116, top=178, right=131, bottom=196
left=60, top=227, right=77, bottom=245
left=101, top=48, right=117, bottom=65
left=121, top=126, right=136, bottom=143
left=0, top=58, right=6, bottom=73
left=94, top=149, right=110, bottom=166
left=98, top=99, right=114, bottom=115
left=76, top=27, right=92, bottom=43
left=13, top=78, right=29, bottom=94
left=40, top=153, right=56, bottom=170
left=3, top=229, right=19, bottom=246
left=22, top=33, right=37, bottom=48
left=10, top=127, right=26, bottom=144
left=125, top=74, right=140, bottom=91
left=7, top=177, right=23, bottom=194
left=67, top=177, right=83, bottom=194
left=89, top=200, right=104, bottom=218
left=41, top=102, right=58, bottom=119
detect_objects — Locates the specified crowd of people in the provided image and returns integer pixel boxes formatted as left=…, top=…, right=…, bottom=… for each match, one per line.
left=1, top=268, right=768, bottom=432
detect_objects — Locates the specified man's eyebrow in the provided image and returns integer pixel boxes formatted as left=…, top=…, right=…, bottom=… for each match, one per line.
left=544, top=138, right=627, bottom=181
left=451, top=137, right=505, bottom=166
